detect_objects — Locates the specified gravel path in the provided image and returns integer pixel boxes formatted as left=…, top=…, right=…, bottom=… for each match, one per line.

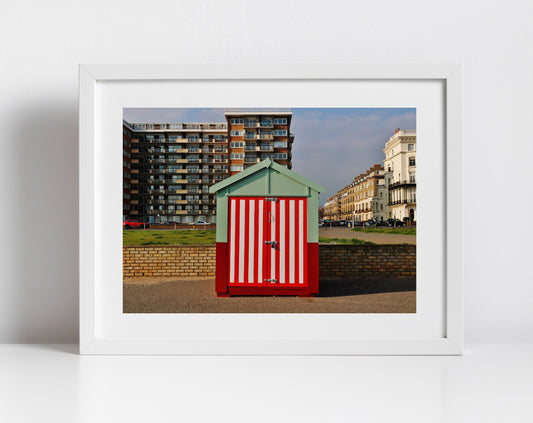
left=124, top=277, right=416, bottom=313
left=319, top=227, right=416, bottom=245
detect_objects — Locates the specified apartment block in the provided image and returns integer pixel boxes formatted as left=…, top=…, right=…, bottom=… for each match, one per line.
left=123, top=110, right=294, bottom=223
left=383, top=129, right=416, bottom=222
left=225, top=110, right=293, bottom=175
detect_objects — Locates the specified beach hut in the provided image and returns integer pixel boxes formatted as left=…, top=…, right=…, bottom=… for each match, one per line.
left=209, top=159, right=325, bottom=297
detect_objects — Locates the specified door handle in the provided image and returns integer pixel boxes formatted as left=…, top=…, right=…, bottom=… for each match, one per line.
left=264, top=240, right=278, bottom=248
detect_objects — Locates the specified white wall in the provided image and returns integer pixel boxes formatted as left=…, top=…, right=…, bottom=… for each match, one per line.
left=1, top=0, right=531, bottom=343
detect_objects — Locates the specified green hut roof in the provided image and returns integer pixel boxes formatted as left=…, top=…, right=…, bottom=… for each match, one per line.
left=209, top=158, right=326, bottom=194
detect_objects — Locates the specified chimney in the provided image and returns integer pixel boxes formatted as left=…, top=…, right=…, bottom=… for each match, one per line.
left=395, top=128, right=400, bottom=134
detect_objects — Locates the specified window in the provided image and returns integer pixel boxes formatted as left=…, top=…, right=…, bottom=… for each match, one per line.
left=230, top=130, right=244, bottom=136
left=273, top=118, right=287, bottom=125
left=230, top=118, right=244, bottom=125
left=409, top=157, right=416, bottom=166
left=274, top=141, right=287, bottom=148
left=260, top=120, right=273, bottom=127
left=169, top=123, right=182, bottom=130
left=408, top=144, right=415, bottom=151
left=273, top=130, right=287, bottom=136
left=231, top=165, right=244, bottom=171
left=231, top=153, right=244, bottom=159
left=273, top=153, right=287, bottom=160
left=244, top=119, right=257, bottom=126
left=187, top=135, right=199, bottom=142
left=230, top=141, right=244, bottom=148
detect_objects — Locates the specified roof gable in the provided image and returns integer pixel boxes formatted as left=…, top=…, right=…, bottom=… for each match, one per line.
left=209, top=158, right=326, bottom=194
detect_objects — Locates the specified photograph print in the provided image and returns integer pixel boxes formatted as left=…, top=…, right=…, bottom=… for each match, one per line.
left=122, top=108, right=416, bottom=313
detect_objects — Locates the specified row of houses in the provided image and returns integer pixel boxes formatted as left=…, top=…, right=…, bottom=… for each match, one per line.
left=324, top=129, right=416, bottom=223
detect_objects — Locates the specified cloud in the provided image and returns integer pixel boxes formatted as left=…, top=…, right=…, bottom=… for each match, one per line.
left=290, top=108, right=415, bottom=204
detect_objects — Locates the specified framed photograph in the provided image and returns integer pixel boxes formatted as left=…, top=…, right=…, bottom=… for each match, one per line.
left=79, top=64, right=462, bottom=355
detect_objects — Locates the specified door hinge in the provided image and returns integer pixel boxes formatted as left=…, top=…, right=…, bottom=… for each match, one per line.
left=266, top=197, right=278, bottom=202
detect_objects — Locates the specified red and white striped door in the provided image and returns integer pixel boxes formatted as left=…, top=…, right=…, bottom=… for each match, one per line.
left=228, top=197, right=307, bottom=287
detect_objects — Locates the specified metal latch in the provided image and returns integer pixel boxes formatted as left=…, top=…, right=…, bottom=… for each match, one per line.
left=265, top=278, right=277, bottom=283
left=264, top=240, right=278, bottom=247
left=265, top=197, right=278, bottom=202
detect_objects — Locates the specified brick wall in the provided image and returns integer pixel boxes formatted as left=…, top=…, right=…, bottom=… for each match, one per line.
left=318, top=244, right=416, bottom=279
left=123, top=245, right=216, bottom=278
left=123, top=244, right=415, bottom=279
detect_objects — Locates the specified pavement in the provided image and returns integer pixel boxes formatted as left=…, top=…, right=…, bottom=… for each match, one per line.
left=319, top=227, right=416, bottom=244
left=123, top=277, right=416, bottom=313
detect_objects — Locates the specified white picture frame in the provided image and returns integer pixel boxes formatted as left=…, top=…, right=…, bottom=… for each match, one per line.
left=79, top=64, right=462, bottom=355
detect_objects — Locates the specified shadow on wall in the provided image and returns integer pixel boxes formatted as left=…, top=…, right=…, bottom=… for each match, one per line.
left=6, top=100, right=78, bottom=342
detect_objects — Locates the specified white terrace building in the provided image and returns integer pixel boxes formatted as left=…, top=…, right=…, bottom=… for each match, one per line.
left=383, top=129, right=416, bottom=222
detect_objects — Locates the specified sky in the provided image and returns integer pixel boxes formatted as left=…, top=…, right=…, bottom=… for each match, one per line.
left=123, top=108, right=416, bottom=206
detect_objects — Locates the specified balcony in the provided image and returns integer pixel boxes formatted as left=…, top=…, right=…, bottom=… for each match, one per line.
left=260, top=145, right=273, bottom=151
left=244, top=121, right=259, bottom=128
left=390, top=199, right=416, bottom=206
left=259, top=134, right=273, bottom=140
left=244, top=133, right=258, bottom=140
left=244, top=157, right=260, bottom=163
left=389, top=179, right=416, bottom=189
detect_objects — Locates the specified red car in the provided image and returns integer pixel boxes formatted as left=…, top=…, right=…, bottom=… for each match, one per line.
left=123, top=220, right=149, bottom=229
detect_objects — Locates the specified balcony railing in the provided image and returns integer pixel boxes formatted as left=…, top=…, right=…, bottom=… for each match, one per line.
left=389, top=179, right=416, bottom=189
left=390, top=199, right=416, bottom=205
